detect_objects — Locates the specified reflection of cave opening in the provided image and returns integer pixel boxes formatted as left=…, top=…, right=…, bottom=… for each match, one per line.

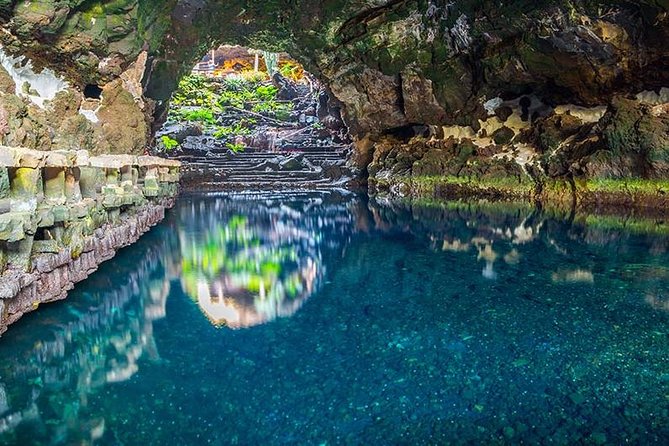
left=156, top=45, right=356, bottom=190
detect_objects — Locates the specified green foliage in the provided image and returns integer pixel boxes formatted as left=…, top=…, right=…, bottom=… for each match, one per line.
left=226, top=142, right=246, bottom=153
left=178, top=108, right=216, bottom=124
left=160, top=135, right=179, bottom=151
left=238, top=71, right=268, bottom=83
left=171, top=74, right=216, bottom=107
left=251, top=100, right=293, bottom=121
left=213, top=121, right=252, bottom=139
left=255, top=85, right=278, bottom=101
left=279, top=61, right=302, bottom=81
left=215, top=79, right=278, bottom=109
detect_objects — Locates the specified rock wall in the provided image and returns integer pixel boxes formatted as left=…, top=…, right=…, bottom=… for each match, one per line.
left=0, top=147, right=180, bottom=334
left=0, top=1, right=667, bottom=201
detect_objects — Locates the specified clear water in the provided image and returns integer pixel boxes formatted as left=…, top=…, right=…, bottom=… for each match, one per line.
left=1, top=192, right=669, bottom=445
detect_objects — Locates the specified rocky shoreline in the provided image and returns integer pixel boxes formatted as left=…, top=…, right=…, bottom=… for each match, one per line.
left=0, top=147, right=180, bottom=335
left=372, top=175, right=669, bottom=217
left=0, top=199, right=174, bottom=335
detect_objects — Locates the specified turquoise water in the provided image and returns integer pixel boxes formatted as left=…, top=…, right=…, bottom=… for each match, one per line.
left=1, top=192, right=669, bottom=445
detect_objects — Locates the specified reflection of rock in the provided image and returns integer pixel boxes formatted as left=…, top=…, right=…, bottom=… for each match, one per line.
left=503, top=249, right=521, bottom=265
left=551, top=269, right=595, bottom=284
left=0, top=384, right=7, bottom=415
left=645, top=293, right=669, bottom=312
left=0, top=222, right=179, bottom=444
left=368, top=198, right=669, bottom=294
left=441, top=239, right=470, bottom=252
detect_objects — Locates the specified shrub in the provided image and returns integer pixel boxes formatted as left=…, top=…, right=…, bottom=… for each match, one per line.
left=226, top=142, right=245, bottom=153
left=255, top=85, right=278, bottom=101
left=160, top=135, right=179, bottom=151
left=180, top=108, right=216, bottom=124
left=172, top=74, right=216, bottom=107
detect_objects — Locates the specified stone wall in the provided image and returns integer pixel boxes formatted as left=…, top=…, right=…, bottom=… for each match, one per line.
left=0, top=146, right=180, bottom=335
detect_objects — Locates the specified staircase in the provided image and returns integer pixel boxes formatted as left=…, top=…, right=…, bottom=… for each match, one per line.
left=177, top=146, right=356, bottom=191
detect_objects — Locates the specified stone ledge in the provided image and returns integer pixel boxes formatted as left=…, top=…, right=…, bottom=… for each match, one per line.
left=0, top=198, right=176, bottom=335
left=0, top=146, right=181, bottom=335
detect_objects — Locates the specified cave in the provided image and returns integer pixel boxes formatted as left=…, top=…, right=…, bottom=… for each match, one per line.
left=155, top=45, right=356, bottom=190
left=1, top=1, right=669, bottom=444
left=83, top=83, right=103, bottom=99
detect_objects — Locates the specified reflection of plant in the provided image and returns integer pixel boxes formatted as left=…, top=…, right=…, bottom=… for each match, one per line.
left=181, top=214, right=310, bottom=297
left=160, top=135, right=179, bottom=151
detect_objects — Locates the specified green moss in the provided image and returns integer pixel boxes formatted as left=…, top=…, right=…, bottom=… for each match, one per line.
left=81, top=1, right=105, bottom=23
left=586, top=178, right=669, bottom=194
left=383, top=174, right=536, bottom=202
left=11, top=168, right=42, bottom=197
left=0, top=168, right=9, bottom=199
left=409, top=175, right=534, bottom=192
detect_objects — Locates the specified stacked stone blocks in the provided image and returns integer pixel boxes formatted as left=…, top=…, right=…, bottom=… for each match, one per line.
left=0, top=146, right=180, bottom=333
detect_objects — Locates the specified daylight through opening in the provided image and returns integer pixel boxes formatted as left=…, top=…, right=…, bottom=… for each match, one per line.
left=153, top=45, right=356, bottom=191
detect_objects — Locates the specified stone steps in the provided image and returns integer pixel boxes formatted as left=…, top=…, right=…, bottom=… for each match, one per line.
left=179, top=146, right=354, bottom=190
left=176, top=152, right=346, bottom=162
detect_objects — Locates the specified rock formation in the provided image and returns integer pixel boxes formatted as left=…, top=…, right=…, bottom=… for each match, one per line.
left=0, top=146, right=180, bottom=334
left=0, top=1, right=667, bottom=204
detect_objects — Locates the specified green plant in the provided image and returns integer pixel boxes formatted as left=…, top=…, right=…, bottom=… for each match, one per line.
left=262, top=51, right=279, bottom=74
left=255, top=85, right=278, bottom=101
left=171, top=74, right=216, bottom=107
left=221, top=77, right=249, bottom=92
left=279, top=61, right=303, bottom=81
left=251, top=100, right=293, bottom=120
left=212, top=121, right=252, bottom=139
left=180, top=108, right=216, bottom=124
left=226, top=142, right=245, bottom=153
left=160, top=135, right=179, bottom=151
left=239, top=71, right=268, bottom=83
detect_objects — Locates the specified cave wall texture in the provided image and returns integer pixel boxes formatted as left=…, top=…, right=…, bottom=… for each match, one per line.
left=0, top=0, right=668, bottom=202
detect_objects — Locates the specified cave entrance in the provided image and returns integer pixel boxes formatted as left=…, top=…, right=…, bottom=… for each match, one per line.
left=154, top=45, right=355, bottom=191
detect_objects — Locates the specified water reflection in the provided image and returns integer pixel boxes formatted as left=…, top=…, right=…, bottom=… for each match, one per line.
left=0, top=226, right=179, bottom=444
left=371, top=199, right=669, bottom=296
left=177, top=192, right=362, bottom=328
left=0, top=194, right=669, bottom=444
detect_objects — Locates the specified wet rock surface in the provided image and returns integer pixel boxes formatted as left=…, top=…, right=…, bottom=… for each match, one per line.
left=0, top=200, right=173, bottom=335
